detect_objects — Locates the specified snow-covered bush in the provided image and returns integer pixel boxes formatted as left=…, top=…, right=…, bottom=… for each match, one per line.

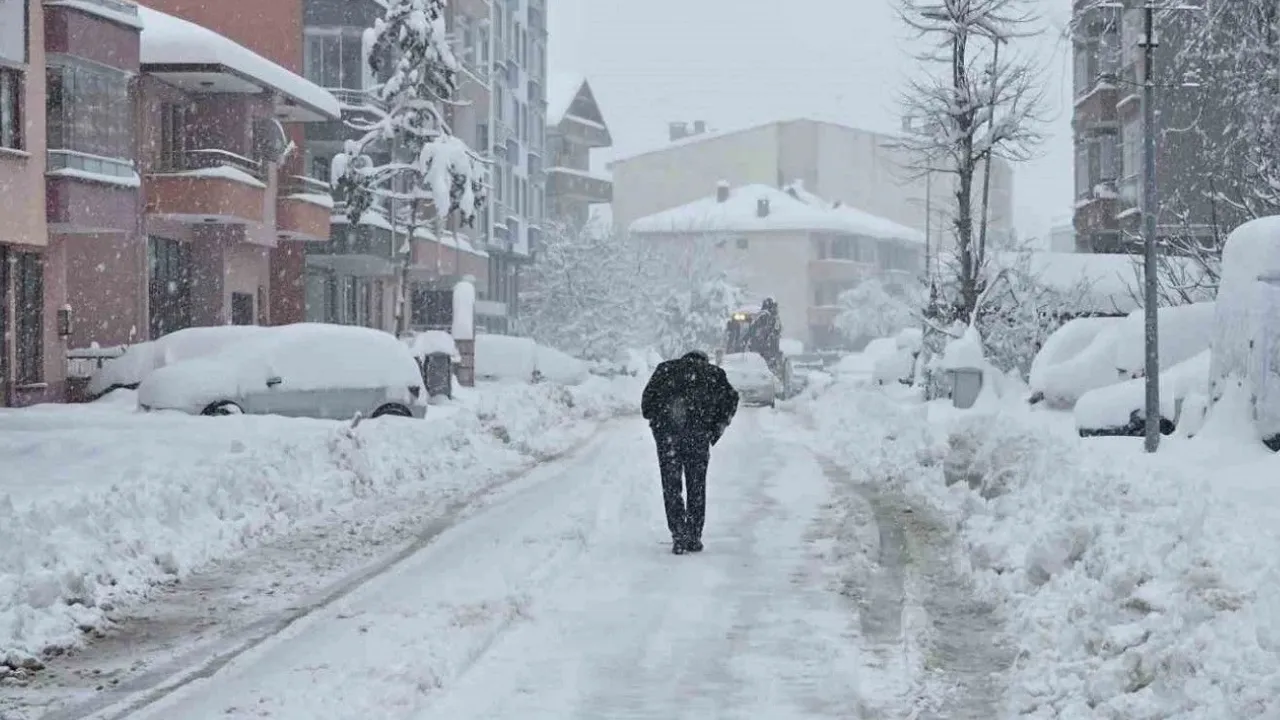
left=834, top=277, right=920, bottom=346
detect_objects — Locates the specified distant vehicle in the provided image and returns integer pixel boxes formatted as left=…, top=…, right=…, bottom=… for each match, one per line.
left=137, top=323, right=427, bottom=420
left=720, top=352, right=779, bottom=407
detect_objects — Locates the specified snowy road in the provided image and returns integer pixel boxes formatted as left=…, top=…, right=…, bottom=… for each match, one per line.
left=106, top=409, right=868, bottom=720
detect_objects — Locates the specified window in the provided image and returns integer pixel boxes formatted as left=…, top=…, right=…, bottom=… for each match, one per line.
left=45, top=59, right=134, bottom=162
left=1, top=67, right=20, bottom=150
left=1121, top=120, right=1141, bottom=179
left=1098, top=133, right=1118, bottom=183
left=159, top=102, right=187, bottom=165
left=148, top=237, right=191, bottom=338
left=311, top=155, right=331, bottom=184
left=346, top=276, right=358, bottom=324
left=1075, top=143, right=1091, bottom=198
left=303, top=30, right=363, bottom=90
left=14, top=252, right=42, bottom=385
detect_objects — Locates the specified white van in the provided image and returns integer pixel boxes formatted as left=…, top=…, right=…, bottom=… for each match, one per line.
left=1209, top=215, right=1280, bottom=449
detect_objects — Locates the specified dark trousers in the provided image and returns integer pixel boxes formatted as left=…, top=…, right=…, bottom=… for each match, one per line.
left=654, top=432, right=710, bottom=541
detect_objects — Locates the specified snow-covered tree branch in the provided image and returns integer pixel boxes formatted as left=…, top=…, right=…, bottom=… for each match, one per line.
left=834, top=278, right=922, bottom=345
left=895, top=0, right=1047, bottom=325
left=331, top=0, right=486, bottom=229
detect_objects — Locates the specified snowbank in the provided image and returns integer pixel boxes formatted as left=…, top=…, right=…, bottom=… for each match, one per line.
left=0, top=376, right=643, bottom=668
left=802, top=379, right=1280, bottom=718
left=474, top=334, right=589, bottom=385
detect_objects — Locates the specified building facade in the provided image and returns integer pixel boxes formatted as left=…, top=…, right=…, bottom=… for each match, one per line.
left=545, top=73, right=612, bottom=230
left=300, top=0, right=541, bottom=335
left=0, top=0, right=343, bottom=406
left=629, top=183, right=926, bottom=349
left=1, top=0, right=63, bottom=406
left=608, top=118, right=1015, bottom=259
left=1071, top=1, right=1221, bottom=253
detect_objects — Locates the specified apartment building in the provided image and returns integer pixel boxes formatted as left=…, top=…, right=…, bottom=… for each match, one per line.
left=629, top=182, right=925, bottom=349
left=609, top=118, right=1015, bottom=258
left=0, top=0, right=339, bottom=406
left=485, top=0, right=548, bottom=333
left=545, top=73, right=612, bottom=229
left=1071, top=2, right=1221, bottom=253
left=1, top=0, right=60, bottom=407
left=299, top=0, right=544, bottom=335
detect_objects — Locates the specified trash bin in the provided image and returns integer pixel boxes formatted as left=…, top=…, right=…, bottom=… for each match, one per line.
left=948, top=367, right=984, bottom=409
left=423, top=352, right=453, bottom=399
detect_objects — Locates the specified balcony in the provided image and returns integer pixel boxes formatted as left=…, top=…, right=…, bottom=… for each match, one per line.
left=44, top=0, right=140, bottom=20
left=545, top=167, right=612, bottom=203
left=277, top=176, right=334, bottom=242
left=145, top=149, right=266, bottom=225
left=808, top=258, right=871, bottom=284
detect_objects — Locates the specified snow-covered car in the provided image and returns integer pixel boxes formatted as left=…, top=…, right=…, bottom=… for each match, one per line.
left=1075, top=350, right=1211, bottom=438
left=720, top=352, right=779, bottom=407
left=137, top=324, right=427, bottom=419
left=88, top=325, right=270, bottom=398
left=474, top=334, right=589, bottom=385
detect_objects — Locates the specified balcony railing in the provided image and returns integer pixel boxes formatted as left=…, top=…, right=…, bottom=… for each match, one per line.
left=328, top=88, right=388, bottom=113
left=280, top=174, right=331, bottom=197
left=153, top=148, right=265, bottom=181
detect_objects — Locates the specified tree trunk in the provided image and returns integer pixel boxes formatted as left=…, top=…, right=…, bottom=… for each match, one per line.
left=398, top=200, right=420, bottom=336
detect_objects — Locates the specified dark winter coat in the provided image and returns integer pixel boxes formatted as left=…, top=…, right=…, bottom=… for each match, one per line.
left=747, top=310, right=782, bottom=357
left=642, top=354, right=740, bottom=444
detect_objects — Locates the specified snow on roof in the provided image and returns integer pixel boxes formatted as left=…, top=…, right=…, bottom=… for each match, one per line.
left=628, top=183, right=922, bottom=243
left=784, top=180, right=923, bottom=244
left=547, top=72, right=586, bottom=127
left=137, top=5, right=340, bottom=121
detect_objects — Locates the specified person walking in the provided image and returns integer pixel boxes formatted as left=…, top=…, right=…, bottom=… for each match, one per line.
left=641, top=350, right=740, bottom=555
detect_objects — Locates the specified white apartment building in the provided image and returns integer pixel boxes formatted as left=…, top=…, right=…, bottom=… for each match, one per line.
left=629, top=182, right=926, bottom=349
left=609, top=118, right=1015, bottom=259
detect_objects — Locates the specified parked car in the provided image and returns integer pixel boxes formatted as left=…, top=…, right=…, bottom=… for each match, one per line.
left=1075, top=350, right=1211, bottom=438
left=136, top=323, right=427, bottom=419
left=88, top=325, right=270, bottom=399
left=720, top=352, right=779, bottom=407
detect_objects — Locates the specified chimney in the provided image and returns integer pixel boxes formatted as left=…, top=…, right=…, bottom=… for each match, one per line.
left=693, top=120, right=706, bottom=135
left=785, top=185, right=799, bottom=200
left=716, top=181, right=730, bottom=203
left=668, top=121, right=688, bottom=141
left=756, top=197, right=770, bottom=217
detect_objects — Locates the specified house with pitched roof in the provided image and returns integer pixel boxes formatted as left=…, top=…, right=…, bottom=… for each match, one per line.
left=544, top=73, right=612, bottom=229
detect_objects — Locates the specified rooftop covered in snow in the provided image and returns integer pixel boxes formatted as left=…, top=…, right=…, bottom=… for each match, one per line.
left=628, top=183, right=923, bottom=243
left=138, top=6, right=340, bottom=123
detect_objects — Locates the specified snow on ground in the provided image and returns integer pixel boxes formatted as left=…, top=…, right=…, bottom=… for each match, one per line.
left=0, top=375, right=643, bottom=672
left=92, top=409, right=875, bottom=720
left=802, top=377, right=1280, bottom=718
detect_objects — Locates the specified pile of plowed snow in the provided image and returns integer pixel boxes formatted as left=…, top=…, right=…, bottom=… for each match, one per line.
left=0, top=375, right=642, bottom=671
left=800, top=378, right=1280, bottom=718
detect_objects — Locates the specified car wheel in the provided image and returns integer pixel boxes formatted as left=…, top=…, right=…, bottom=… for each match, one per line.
left=201, top=400, right=243, bottom=416
left=372, top=403, right=414, bottom=418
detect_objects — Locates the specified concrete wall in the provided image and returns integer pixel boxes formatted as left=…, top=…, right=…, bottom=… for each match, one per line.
left=610, top=123, right=781, bottom=233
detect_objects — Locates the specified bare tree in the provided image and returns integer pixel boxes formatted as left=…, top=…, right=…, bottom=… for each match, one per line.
left=895, top=0, right=1047, bottom=324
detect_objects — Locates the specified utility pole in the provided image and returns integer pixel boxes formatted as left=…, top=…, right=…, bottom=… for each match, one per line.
left=1140, top=2, right=1160, bottom=453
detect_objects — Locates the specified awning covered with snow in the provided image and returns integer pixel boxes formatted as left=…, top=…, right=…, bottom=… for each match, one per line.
left=137, top=6, right=340, bottom=122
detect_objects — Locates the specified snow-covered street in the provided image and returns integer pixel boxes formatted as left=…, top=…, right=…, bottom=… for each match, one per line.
left=79, top=408, right=874, bottom=720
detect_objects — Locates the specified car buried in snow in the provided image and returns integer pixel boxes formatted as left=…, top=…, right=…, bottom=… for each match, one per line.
left=719, top=351, right=780, bottom=407
left=136, top=323, right=428, bottom=420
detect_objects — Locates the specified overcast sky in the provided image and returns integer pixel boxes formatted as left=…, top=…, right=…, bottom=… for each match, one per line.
left=548, top=0, right=1075, bottom=244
